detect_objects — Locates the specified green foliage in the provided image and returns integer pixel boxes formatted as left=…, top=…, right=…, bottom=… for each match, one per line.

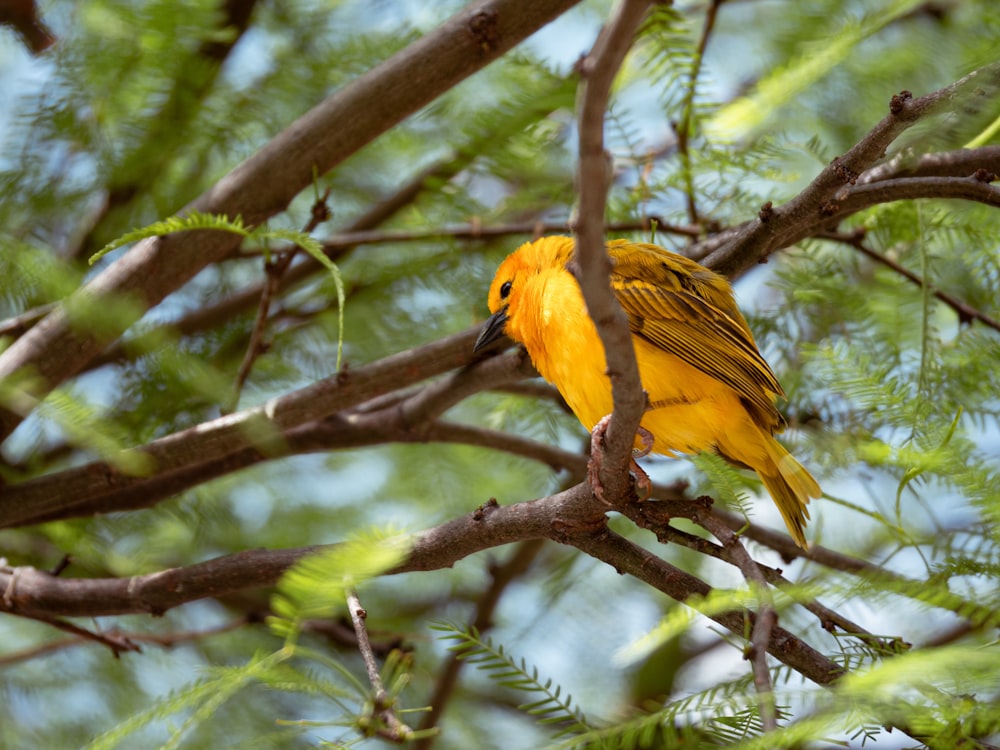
left=709, top=0, right=929, bottom=140
left=272, top=530, right=410, bottom=629
left=89, top=209, right=346, bottom=369
left=434, top=623, right=592, bottom=737
left=1, top=0, right=1000, bottom=748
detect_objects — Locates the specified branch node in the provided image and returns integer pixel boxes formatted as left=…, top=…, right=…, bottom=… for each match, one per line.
left=832, top=156, right=859, bottom=185
left=467, top=9, right=500, bottom=55
left=974, top=167, right=997, bottom=183
left=889, top=89, right=913, bottom=114
left=310, top=194, right=332, bottom=225
left=336, top=364, right=351, bottom=385
left=693, top=494, right=715, bottom=510
left=472, top=498, right=499, bottom=521
left=819, top=200, right=839, bottom=217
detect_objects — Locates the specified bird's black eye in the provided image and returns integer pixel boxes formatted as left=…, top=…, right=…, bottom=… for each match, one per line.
left=500, top=280, right=512, bottom=299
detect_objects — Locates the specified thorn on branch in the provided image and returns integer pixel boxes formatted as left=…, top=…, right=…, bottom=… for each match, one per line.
left=50, top=555, right=72, bottom=577
left=347, top=588, right=414, bottom=743
left=306, top=186, right=334, bottom=233
left=310, top=198, right=332, bottom=225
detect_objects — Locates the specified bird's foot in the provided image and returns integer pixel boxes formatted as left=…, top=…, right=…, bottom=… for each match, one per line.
left=631, top=456, right=653, bottom=501
left=588, top=415, right=614, bottom=504
left=632, top=425, right=654, bottom=500
left=634, top=425, right=654, bottom=458
left=588, top=416, right=653, bottom=504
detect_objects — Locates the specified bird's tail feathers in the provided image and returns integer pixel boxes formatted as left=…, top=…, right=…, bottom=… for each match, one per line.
left=758, top=437, right=821, bottom=549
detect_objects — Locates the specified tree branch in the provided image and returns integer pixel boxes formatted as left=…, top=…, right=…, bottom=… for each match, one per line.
left=347, top=588, right=414, bottom=742
left=858, top=144, right=1000, bottom=183
left=0, top=485, right=845, bottom=688
left=574, top=0, right=652, bottom=504
left=674, top=0, right=723, bottom=227
left=0, top=344, right=546, bottom=527
left=693, top=507, right=778, bottom=732
left=0, top=0, right=585, bottom=444
left=703, top=60, right=1000, bottom=277
left=226, top=187, right=333, bottom=413
left=820, top=228, right=1000, bottom=333
left=0, top=327, right=498, bottom=525
left=0, top=616, right=248, bottom=668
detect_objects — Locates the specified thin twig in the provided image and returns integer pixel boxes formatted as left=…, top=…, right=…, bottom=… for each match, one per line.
left=0, top=616, right=249, bottom=667
left=820, top=228, right=1000, bottom=333
left=415, top=540, right=544, bottom=747
left=234, top=217, right=701, bottom=258
left=5, top=610, right=141, bottom=659
left=692, top=505, right=778, bottom=732
left=674, top=0, right=724, bottom=227
left=628, top=498, right=879, bottom=640
left=226, top=187, right=333, bottom=413
left=346, top=588, right=412, bottom=742
left=575, top=0, right=653, bottom=504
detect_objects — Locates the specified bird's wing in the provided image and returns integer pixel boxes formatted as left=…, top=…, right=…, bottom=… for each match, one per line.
left=606, top=241, right=784, bottom=427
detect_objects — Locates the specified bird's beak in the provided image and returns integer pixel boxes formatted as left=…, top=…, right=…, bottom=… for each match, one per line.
left=473, top=307, right=509, bottom=352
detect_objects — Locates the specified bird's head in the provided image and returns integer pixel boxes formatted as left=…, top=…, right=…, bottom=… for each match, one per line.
left=473, top=236, right=575, bottom=353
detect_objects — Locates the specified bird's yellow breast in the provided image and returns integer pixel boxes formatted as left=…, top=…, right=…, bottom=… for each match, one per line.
left=507, top=262, right=740, bottom=458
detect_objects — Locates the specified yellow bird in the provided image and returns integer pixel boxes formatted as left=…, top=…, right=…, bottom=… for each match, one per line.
left=474, top=236, right=820, bottom=547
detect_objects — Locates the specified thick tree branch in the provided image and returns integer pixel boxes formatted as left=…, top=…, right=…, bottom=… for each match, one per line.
left=0, top=333, right=536, bottom=526
left=0, top=486, right=845, bottom=688
left=0, top=0, right=584, bottom=444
